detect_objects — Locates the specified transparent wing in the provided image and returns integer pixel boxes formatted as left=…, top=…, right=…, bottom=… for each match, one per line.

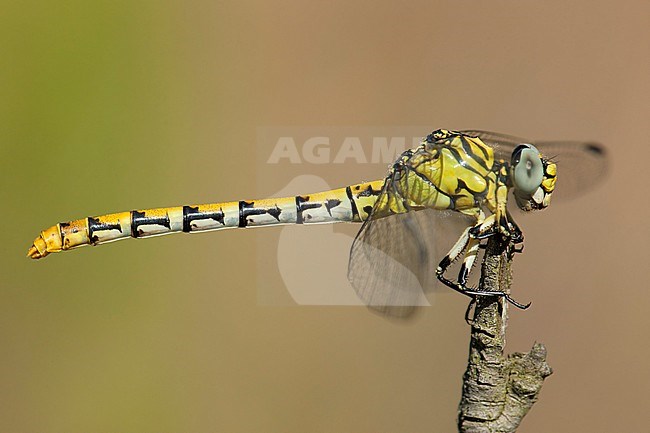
left=460, top=130, right=532, bottom=160
left=348, top=179, right=473, bottom=318
left=461, top=130, right=609, bottom=200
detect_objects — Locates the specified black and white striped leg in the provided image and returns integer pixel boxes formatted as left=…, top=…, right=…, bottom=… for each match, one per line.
left=458, top=238, right=480, bottom=326
left=436, top=225, right=531, bottom=310
left=457, top=237, right=480, bottom=287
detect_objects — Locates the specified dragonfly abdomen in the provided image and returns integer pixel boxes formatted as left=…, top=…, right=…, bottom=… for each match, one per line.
left=27, top=180, right=384, bottom=259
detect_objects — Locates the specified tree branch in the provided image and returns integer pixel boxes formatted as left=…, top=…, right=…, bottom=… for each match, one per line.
left=457, top=237, right=553, bottom=433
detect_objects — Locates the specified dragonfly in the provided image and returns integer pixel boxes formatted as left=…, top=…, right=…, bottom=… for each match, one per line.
left=27, top=129, right=607, bottom=317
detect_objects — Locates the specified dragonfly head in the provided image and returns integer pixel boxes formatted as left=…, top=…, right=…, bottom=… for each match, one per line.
left=510, top=144, right=557, bottom=211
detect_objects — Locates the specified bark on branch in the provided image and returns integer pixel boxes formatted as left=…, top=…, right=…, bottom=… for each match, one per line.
left=457, top=237, right=553, bottom=433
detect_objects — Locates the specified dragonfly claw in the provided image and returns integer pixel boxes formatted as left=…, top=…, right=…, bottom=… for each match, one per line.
left=503, top=293, right=531, bottom=310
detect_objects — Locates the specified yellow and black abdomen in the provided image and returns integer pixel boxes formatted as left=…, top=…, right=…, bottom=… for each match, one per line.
left=27, top=180, right=385, bottom=259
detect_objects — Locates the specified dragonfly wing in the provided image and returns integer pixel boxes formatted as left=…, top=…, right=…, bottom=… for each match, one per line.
left=460, top=130, right=532, bottom=161
left=461, top=130, right=608, bottom=201
left=348, top=179, right=473, bottom=318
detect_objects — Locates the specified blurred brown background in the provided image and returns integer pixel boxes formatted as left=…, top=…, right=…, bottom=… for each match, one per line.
left=2, top=1, right=649, bottom=432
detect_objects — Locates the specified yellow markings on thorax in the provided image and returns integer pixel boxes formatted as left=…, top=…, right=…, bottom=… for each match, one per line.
left=399, top=135, right=496, bottom=213
left=454, top=135, right=494, bottom=174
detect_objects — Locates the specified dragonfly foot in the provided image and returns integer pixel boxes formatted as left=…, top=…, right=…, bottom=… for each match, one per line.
left=503, top=294, right=531, bottom=309
left=437, top=272, right=531, bottom=310
left=469, top=225, right=496, bottom=240
left=464, top=298, right=476, bottom=326
left=466, top=288, right=531, bottom=310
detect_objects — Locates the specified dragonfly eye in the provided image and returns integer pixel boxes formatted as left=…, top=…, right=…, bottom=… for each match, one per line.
left=511, top=144, right=544, bottom=195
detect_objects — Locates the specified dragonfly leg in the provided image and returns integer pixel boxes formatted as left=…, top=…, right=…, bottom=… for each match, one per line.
left=437, top=225, right=531, bottom=310
left=457, top=237, right=480, bottom=287
left=463, top=299, right=498, bottom=337
left=436, top=226, right=480, bottom=294
left=464, top=297, right=476, bottom=326
left=468, top=214, right=497, bottom=239
left=436, top=227, right=472, bottom=278
left=471, top=214, right=524, bottom=248
left=506, top=209, right=524, bottom=244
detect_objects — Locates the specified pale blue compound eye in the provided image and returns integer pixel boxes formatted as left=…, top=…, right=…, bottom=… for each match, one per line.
left=512, top=144, right=544, bottom=195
